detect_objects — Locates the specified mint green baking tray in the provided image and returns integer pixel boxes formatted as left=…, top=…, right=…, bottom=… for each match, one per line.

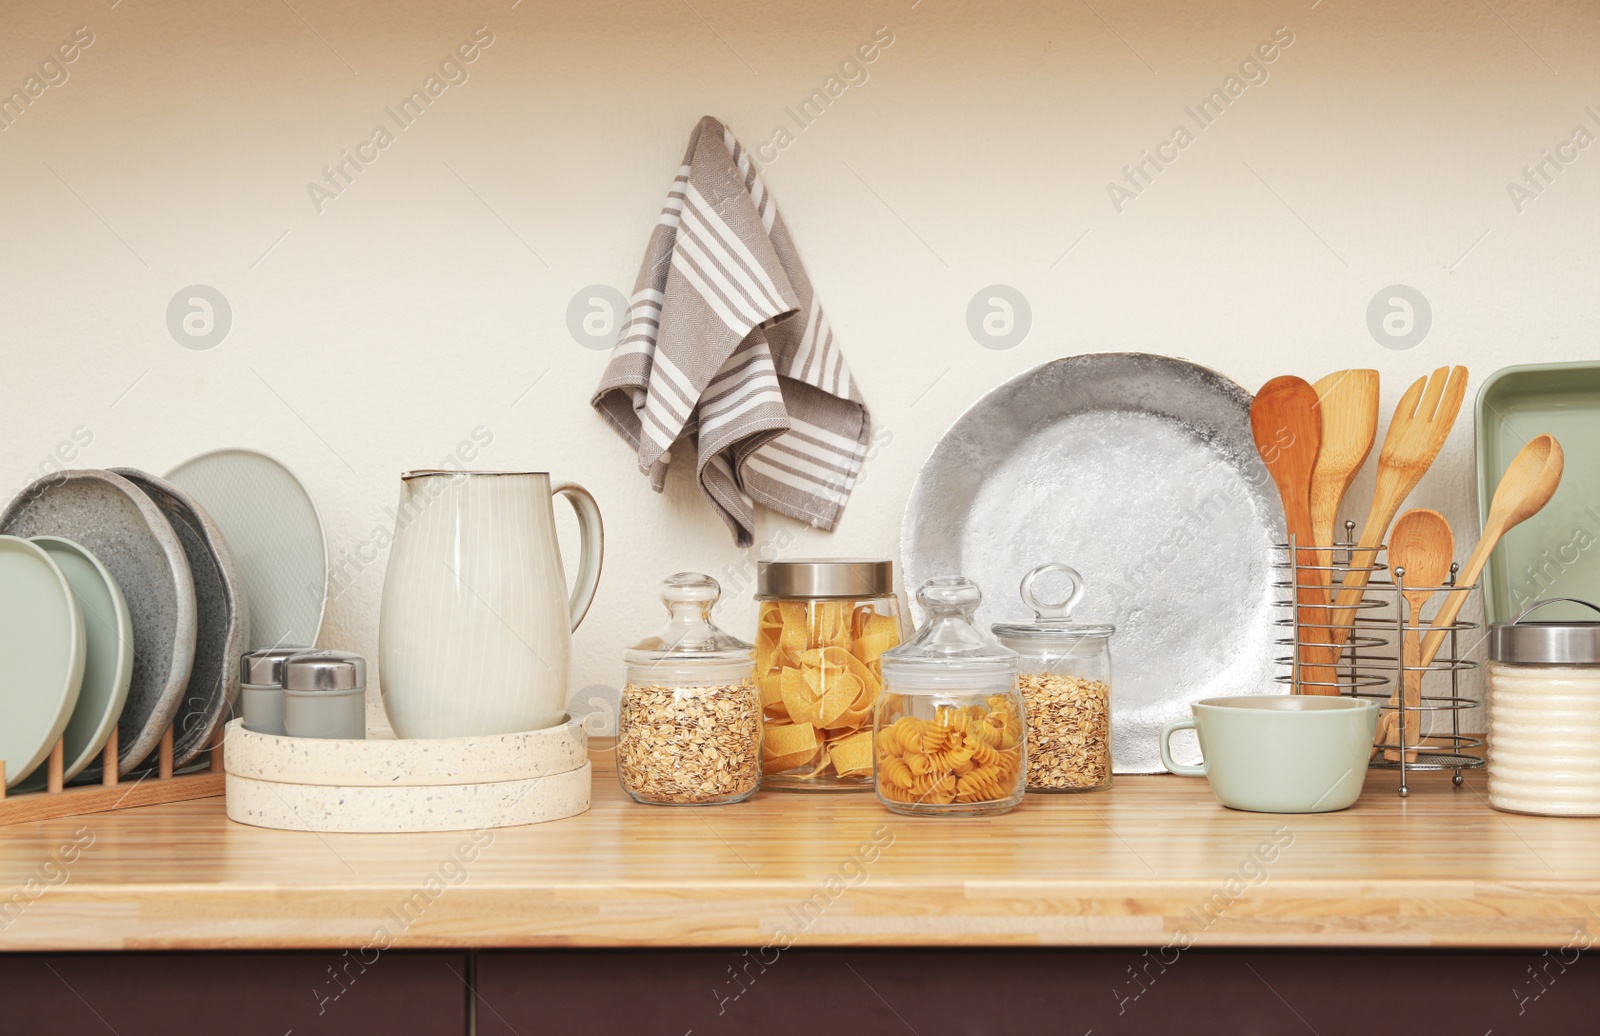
left=1477, top=362, right=1600, bottom=625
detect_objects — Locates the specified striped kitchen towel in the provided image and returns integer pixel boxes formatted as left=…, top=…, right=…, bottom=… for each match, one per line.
left=591, top=115, right=871, bottom=547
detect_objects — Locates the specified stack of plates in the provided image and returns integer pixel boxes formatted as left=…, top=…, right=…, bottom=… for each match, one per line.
left=0, top=452, right=327, bottom=788
left=223, top=718, right=591, bottom=832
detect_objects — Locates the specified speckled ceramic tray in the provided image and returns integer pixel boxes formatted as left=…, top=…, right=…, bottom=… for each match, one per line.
left=113, top=468, right=249, bottom=766
left=0, top=470, right=197, bottom=775
left=222, top=717, right=587, bottom=787
left=902, top=353, right=1286, bottom=773
left=225, top=763, right=591, bottom=833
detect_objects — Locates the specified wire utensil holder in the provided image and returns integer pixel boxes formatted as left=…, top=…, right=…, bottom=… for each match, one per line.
left=1272, top=522, right=1483, bottom=796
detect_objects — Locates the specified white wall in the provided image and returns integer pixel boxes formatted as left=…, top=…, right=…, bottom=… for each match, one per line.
left=3, top=0, right=1597, bottom=731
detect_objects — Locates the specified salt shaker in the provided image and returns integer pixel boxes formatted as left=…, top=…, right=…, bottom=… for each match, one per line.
left=239, top=647, right=312, bottom=736
left=283, top=652, right=367, bottom=740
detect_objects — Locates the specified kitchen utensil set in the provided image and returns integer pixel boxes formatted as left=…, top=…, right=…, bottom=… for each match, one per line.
left=1254, top=365, right=1566, bottom=771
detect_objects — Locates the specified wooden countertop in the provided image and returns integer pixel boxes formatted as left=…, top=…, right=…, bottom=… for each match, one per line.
left=2, top=748, right=1598, bottom=952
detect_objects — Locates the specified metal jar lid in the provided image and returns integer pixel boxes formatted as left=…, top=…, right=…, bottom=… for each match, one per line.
left=1489, top=598, right=1600, bottom=665
left=240, top=647, right=315, bottom=686
left=755, top=559, right=893, bottom=599
left=283, top=652, right=367, bottom=692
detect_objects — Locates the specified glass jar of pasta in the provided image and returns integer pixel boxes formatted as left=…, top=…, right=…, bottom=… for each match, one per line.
left=993, top=563, right=1114, bottom=793
left=618, top=573, right=761, bottom=806
left=755, top=559, right=902, bottom=790
left=876, top=576, right=1025, bottom=817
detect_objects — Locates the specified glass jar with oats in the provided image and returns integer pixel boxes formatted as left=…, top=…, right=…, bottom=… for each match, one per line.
left=992, top=563, right=1115, bottom=793
left=755, top=560, right=902, bottom=790
left=619, top=573, right=761, bottom=806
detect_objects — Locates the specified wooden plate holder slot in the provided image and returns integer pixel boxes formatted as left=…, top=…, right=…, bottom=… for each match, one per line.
left=0, top=725, right=225, bottom=826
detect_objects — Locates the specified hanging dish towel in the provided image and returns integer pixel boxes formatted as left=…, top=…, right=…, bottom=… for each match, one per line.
left=591, top=116, right=871, bottom=547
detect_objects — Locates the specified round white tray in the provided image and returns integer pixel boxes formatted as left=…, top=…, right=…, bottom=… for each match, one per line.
left=222, top=716, right=587, bottom=787
left=225, top=761, right=591, bottom=833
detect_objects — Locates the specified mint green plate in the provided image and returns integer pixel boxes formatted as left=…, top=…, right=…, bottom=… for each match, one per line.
left=17, top=537, right=132, bottom=789
left=0, top=535, right=85, bottom=789
left=1477, top=362, right=1600, bottom=624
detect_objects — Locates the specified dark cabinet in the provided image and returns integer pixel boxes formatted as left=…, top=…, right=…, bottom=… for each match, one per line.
left=0, top=951, right=468, bottom=1036
left=474, top=948, right=1600, bottom=1036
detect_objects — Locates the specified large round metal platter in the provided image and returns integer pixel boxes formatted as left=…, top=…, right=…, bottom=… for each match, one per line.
left=902, top=352, right=1286, bottom=772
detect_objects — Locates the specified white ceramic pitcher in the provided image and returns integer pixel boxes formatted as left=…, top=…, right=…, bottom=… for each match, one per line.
left=378, top=471, right=603, bottom=738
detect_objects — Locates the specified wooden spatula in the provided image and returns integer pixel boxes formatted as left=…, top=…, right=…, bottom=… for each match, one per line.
left=1310, top=370, right=1379, bottom=589
left=1251, top=376, right=1336, bottom=694
left=1374, top=509, right=1453, bottom=761
left=1325, top=366, right=1469, bottom=653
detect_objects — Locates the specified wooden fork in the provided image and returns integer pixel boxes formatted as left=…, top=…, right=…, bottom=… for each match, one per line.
left=1321, top=366, right=1468, bottom=658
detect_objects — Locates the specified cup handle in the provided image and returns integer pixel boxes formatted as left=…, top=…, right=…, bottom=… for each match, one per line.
left=552, top=482, right=604, bottom=632
left=1160, top=718, right=1206, bottom=777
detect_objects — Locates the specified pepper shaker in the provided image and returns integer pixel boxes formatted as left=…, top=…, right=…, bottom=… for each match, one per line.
left=283, top=652, right=367, bottom=740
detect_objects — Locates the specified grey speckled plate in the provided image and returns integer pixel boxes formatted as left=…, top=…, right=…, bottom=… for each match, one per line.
left=112, top=468, right=250, bottom=766
left=902, top=353, right=1287, bottom=773
left=0, top=470, right=197, bottom=775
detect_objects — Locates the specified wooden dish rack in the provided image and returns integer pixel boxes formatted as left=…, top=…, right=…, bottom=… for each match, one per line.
left=0, top=725, right=224, bottom=826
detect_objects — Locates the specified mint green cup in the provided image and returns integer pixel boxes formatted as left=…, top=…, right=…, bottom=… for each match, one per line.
left=1160, top=696, right=1379, bottom=813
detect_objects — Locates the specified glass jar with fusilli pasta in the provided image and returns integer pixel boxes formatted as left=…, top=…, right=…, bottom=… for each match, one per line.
left=875, top=576, right=1025, bottom=817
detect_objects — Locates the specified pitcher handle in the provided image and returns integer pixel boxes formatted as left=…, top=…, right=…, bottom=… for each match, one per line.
left=552, top=481, right=604, bottom=631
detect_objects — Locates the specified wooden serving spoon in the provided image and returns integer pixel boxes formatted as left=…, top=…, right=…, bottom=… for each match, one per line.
left=1414, top=434, right=1564, bottom=673
left=1374, top=509, right=1453, bottom=761
left=1324, top=366, right=1469, bottom=653
left=1310, top=370, right=1380, bottom=587
left=1251, top=376, right=1336, bottom=694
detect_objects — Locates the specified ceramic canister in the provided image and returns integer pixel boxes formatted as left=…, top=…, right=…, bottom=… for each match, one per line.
left=1487, top=599, right=1600, bottom=816
left=283, top=652, right=367, bottom=740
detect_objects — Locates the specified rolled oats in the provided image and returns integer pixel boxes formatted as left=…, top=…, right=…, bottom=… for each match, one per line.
left=1020, top=672, right=1111, bottom=790
left=618, top=683, right=761, bottom=804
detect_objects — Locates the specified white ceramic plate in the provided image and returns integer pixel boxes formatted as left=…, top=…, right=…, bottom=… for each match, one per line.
left=18, top=538, right=132, bottom=789
left=0, top=536, right=86, bottom=789
left=167, top=448, right=327, bottom=650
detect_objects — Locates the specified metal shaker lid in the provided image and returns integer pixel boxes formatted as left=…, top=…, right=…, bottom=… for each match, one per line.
left=282, top=651, right=367, bottom=691
left=1489, top=598, right=1600, bottom=665
left=240, top=647, right=315, bottom=686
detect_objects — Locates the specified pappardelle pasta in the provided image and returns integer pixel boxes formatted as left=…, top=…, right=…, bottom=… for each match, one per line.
left=757, top=599, right=901, bottom=784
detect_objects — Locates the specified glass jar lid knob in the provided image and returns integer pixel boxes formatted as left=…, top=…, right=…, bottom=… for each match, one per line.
left=624, top=571, right=752, bottom=662
left=1020, top=563, right=1085, bottom=621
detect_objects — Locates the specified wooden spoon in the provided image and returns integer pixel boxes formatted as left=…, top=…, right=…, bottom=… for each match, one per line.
left=1324, top=366, right=1469, bottom=654
left=1373, top=509, right=1453, bottom=761
left=1310, top=370, right=1380, bottom=587
left=1414, top=434, right=1563, bottom=674
left=1251, top=376, right=1336, bottom=694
